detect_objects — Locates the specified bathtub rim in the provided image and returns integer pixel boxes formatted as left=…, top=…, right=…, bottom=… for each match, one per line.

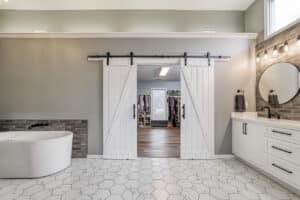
left=0, top=131, right=73, bottom=143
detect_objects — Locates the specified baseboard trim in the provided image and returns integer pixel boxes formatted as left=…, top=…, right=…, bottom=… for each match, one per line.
left=87, top=154, right=103, bottom=159
left=213, top=154, right=235, bottom=159
left=87, top=154, right=235, bottom=159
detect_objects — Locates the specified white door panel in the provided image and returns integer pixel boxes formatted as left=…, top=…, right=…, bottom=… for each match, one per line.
left=103, top=59, right=137, bottom=159
left=181, top=59, right=214, bottom=159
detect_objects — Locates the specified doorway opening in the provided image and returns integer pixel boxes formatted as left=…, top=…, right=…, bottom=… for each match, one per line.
left=137, top=64, right=181, bottom=158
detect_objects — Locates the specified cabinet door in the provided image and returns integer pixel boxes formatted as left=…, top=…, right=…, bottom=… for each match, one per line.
left=232, top=120, right=248, bottom=159
left=232, top=120, right=267, bottom=169
left=246, top=122, right=267, bottom=169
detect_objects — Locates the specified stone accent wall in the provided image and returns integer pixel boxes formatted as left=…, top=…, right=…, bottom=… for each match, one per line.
left=0, top=120, right=88, bottom=158
left=256, top=22, right=300, bottom=120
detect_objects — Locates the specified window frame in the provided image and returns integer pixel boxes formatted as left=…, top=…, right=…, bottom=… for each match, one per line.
left=265, top=0, right=300, bottom=39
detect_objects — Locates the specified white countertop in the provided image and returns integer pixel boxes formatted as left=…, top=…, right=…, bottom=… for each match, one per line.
left=231, top=112, right=300, bottom=130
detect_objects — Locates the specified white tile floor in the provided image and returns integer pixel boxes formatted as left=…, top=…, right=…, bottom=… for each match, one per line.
left=0, top=158, right=299, bottom=200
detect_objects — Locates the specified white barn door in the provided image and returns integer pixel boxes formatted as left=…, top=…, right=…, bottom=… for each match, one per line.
left=103, top=58, right=137, bottom=159
left=181, top=59, right=215, bottom=159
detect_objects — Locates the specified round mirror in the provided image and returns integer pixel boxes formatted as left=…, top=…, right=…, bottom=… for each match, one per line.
left=259, top=62, right=299, bottom=105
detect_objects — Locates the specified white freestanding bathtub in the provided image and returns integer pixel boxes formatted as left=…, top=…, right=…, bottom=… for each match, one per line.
left=0, top=131, right=73, bottom=178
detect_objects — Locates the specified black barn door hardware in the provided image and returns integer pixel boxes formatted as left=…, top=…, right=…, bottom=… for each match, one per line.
left=207, top=52, right=211, bottom=66
left=133, top=104, right=136, bottom=119
left=106, top=52, right=110, bottom=66
left=184, top=52, right=188, bottom=66
left=182, top=104, right=186, bottom=119
left=88, top=52, right=231, bottom=66
left=130, top=52, right=134, bottom=66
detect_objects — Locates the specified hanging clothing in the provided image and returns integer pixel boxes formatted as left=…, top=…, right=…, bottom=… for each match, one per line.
left=138, top=95, right=151, bottom=113
left=139, top=95, right=144, bottom=111
left=145, top=95, right=151, bottom=112
left=169, top=97, right=176, bottom=115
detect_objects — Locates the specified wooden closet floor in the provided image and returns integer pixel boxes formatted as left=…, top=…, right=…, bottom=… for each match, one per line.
left=138, top=128, right=180, bottom=158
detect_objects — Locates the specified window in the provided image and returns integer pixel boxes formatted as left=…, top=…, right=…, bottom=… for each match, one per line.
left=267, top=0, right=300, bottom=36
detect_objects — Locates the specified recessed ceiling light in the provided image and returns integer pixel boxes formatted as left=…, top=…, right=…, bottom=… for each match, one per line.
left=159, top=67, right=170, bottom=76
left=3, top=0, right=8, bottom=3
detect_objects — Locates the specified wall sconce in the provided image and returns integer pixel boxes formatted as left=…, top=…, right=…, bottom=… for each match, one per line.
left=256, top=54, right=260, bottom=62
left=264, top=50, right=268, bottom=59
left=273, top=45, right=278, bottom=56
left=284, top=41, right=289, bottom=52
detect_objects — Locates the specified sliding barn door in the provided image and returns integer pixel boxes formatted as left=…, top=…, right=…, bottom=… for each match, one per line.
left=181, top=59, right=214, bottom=159
left=103, top=59, right=137, bottom=159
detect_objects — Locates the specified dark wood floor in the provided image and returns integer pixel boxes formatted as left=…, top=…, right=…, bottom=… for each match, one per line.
left=138, top=128, right=180, bottom=158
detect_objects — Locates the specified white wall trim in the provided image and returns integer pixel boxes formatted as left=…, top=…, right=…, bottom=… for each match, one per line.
left=86, top=154, right=234, bottom=159
left=0, top=32, right=258, bottom=39
left=214, top=154, right=235, bottom=159
left=87, top=155, right=103, bottom=159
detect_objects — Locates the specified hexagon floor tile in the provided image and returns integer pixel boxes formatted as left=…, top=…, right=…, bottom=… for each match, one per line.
left=0, top=158, right=299, bottom=200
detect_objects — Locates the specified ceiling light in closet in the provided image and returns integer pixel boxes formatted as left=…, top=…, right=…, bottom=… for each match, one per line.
left=159, top=67, right=170, bottom=76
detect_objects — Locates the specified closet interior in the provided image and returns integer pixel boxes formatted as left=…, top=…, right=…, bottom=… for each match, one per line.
left=137, top=64, right=181, bottom=158
left=138, top=90, right=181, bottom=128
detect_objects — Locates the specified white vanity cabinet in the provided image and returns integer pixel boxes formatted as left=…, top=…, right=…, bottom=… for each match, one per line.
left=232, top=112, right=300, bottom=193
left=232, top=119, right=267, bottom=170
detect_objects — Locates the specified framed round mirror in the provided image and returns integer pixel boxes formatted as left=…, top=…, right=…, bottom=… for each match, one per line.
left=259, top=62, right=299, bottom=105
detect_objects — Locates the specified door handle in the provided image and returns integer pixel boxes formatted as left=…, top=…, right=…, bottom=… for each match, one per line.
left=272, top=130, right=292, bottom=136
left=133, top=104, right=136, bottom=119
left=271, top=146, right=292, bottom=154
left=272, top=163, right=293, bottom=174
left=182, top=104, right=185, bottom=119
left=242, top=123, right=247, bottom=135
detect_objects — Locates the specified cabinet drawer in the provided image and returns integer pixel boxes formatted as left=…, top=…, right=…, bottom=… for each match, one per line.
left=268, top=138, right=300, bottom=166
left=267, top=127, right=300, bottom=144
left=268, top=155, right=300, bottom=189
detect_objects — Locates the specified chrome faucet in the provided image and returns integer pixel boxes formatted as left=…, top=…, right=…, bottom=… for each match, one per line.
left=262, top=106, right=281, bottom=119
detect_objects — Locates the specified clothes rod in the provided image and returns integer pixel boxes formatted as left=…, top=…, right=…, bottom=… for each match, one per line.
left=87, top=52, right=231, bottom=66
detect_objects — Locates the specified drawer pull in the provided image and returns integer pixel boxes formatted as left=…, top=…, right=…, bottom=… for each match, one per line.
left=272, top=130, right=292, bottom=136
left=272, top=163, right=293, bottom=174
left=271, top=146, right=292, bottom=154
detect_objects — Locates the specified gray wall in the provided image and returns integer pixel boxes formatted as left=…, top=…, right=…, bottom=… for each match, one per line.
left=244, top=0, right=265, bottom=41
left=0, top=38, right=256, bottom=155
left=0, top=10, right=245, bottom=33
left=138, top=81, right=180, bottom=95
